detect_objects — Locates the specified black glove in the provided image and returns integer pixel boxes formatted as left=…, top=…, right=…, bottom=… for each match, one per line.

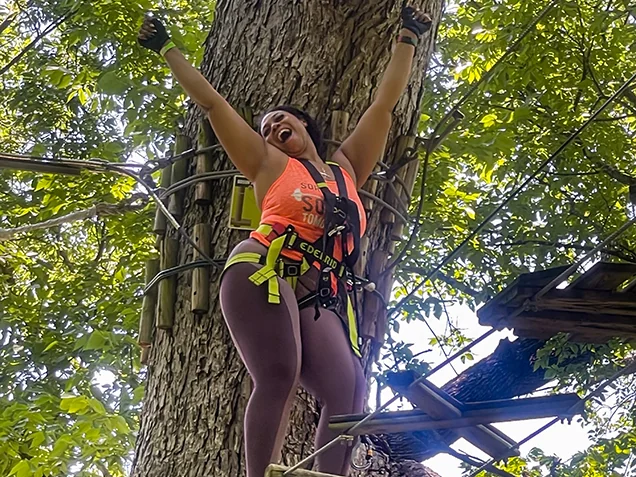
left=401, top=7, right=432, bottom=37
left=138, top=17, right=171, bottom=54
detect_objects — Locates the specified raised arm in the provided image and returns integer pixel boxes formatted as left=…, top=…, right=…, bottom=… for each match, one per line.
left=339, top=7, right=431, bottom=187
left=138, top=17, right=270, bottom=181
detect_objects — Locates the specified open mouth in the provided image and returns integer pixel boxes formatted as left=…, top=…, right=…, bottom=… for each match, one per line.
left=278, top=128, right=292, bottom=143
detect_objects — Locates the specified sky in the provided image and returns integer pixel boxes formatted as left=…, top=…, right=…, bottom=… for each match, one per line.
left=380, top=304, right=593, bottom=477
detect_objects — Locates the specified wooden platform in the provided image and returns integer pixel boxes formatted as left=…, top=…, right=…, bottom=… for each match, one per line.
left=266, top=464, right=341, bottom=477
left=478, top=262, right=636, bottom=342
left=329, top=371, right=582, bottom=459
left=477, top=262, right=636, bottom=343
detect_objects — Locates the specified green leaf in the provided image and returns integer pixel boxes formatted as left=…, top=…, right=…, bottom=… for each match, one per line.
left=98, top=71, right=129, bottom=95
left=60, top=396, right=88, bottom=414
left=88, top=399, right=106, bottom=415
left=43, top=340, right=59, bottom=352
left=34, top=177, right=54, bottom=191
left=30, top=431, right=46, bottom=449
left=480, top=113, right=497, bottom=127
left=84, top=331, right=106, bottom=351
left=9, top=460, right=30, bottom=477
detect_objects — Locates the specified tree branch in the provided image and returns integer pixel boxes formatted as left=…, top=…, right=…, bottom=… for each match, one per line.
left=0, top=13, right=17, bottom=37
left=0, top=196, right=147, bottom=241
left=582, top=148, right=636, bottom=185
left=0, top=9, right=76, bottom=77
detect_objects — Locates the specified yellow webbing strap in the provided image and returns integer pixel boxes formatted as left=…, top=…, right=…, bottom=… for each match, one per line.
left=346, top=296, right=362, bottom=357
left=224, top=252, right=263, bottom=269
left=256, top=224, right=273, bottom=235
left=246, top=234, right=288, bottom=304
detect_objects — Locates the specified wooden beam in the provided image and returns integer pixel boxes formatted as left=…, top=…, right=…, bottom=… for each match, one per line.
left=157, top=237, right=179, bottom=329
left=139, top=258, right=160, bottom=347
left=191, top=223, right=211, bottom=314
left=570, top=262, right=636, bottom=291
left=512, top=310, right=636, bottom=328
left=194, top=119, right=215, bottom=205
left=329, top=395, right=580, bottom=436
left=478, top=265, right=571, bottom=325
left=167, top=134, right=191, bottom=219
left=388, top=375, right=520, bottom=458
left=265, top=464, right=342, bottom=477
left=328, top=393, right=580, bottom=435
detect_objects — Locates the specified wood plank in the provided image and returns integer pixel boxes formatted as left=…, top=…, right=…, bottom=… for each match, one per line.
left=462, top=393, right=580, bottom=411
left=510, top=319, right=636, bottom=342
left=570, top=262, right=636, bottom=291
left=388, top=375, right=519, bottom=458
left=477, top=266, right=570, bottom=326
left=266, top=464, right=342, bottom=477
left=459, top=425, right=517, bottom=459
left=512, top=311, right=636, bottom=328
left=532, top=287, right=636, bottom=309
left=328, top=394, right=581, bottom=436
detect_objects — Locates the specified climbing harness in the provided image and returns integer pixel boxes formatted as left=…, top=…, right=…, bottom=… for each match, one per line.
left=222, top=158, right=364, bottom=357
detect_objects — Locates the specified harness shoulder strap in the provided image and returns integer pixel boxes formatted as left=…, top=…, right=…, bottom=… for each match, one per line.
left=326, top=161, right=361, bottom=264
left=326, top=161, right=349, bottom=199
left=296, top=158, right=337, bottom=200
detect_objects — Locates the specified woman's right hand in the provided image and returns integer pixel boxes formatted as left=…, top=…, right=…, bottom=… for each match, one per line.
left=138, top=16, right=171, bottom=54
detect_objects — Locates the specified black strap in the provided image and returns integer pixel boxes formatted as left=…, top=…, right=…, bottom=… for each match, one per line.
left=329, top=163, right=349, bottom=199
left=329, top=162, right=361, bottom=265
left=294, top=158, right=363, bottom=318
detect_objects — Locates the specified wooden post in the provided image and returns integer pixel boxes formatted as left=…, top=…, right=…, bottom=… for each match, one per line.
left=328, top=110, right=349, bottom=160
left=152, top=167, right=172, bottom=235
left=390, top=136, right=419, bottom=241
left=191, top=223, right=211, bottom=314
left=194, top=119, right=215, bottom=205
left=381, top=135, right=415, bottom=228
left=157, top=237, right=179, bottom=329
left=167, top=134, right=191, bottom=219
left=361, top=248, right=390, bottom=342
left=139, top=258, right=160, bottom=347
left=353, top=235, right=370, bottom=278
left=140, top=346, right=151, bottom=365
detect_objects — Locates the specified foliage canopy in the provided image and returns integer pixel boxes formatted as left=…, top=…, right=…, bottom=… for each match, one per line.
left=1, top=0, right=635, bottom=476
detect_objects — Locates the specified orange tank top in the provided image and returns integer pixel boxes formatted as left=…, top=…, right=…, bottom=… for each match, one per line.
left=250, top=157, right=367, bottom=261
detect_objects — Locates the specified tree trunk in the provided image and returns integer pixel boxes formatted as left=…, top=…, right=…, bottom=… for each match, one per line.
left=131, top=2, right=443, bottom=477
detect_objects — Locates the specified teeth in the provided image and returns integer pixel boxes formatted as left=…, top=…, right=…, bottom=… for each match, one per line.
left=278, top=128, right=291, bottom=142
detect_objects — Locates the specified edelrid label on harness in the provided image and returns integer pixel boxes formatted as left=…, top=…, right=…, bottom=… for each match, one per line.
left=299, top=242, right=339, bottom=269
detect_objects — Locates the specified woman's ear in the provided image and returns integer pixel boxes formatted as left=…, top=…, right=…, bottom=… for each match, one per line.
left=301, top=119, right=308, bottom=127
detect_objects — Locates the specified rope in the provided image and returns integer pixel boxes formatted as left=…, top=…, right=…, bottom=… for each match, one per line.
left=389, top=70, right=636, bottom=318
left=113, top=167, right=224, bottom=271
left=144, top=259, right=226, bottom=293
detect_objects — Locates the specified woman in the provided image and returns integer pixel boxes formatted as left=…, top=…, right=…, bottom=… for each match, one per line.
left=138, top=8, right=431, bottom=477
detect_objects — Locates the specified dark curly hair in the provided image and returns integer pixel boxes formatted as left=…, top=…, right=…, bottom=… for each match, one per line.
left=261, top=105, right=327, bottom=159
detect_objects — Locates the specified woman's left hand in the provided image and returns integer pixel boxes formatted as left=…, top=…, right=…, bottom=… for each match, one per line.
left=400, top=6, right=432, bottom=38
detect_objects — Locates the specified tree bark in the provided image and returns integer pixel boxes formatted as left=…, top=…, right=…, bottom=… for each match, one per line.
left=131, top=1, right=443, bottom=477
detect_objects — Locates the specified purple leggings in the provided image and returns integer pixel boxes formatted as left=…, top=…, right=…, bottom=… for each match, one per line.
left=220, top=239, right=366, bottom=477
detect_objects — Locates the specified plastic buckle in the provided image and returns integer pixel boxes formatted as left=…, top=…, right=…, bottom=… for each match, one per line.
left=285, top=264, right=299, bottom=276
left=319, top=287, right=332, bottom=298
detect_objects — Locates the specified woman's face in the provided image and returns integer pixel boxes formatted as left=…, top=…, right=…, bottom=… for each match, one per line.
left=260, top=110, right=311, bottom=157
